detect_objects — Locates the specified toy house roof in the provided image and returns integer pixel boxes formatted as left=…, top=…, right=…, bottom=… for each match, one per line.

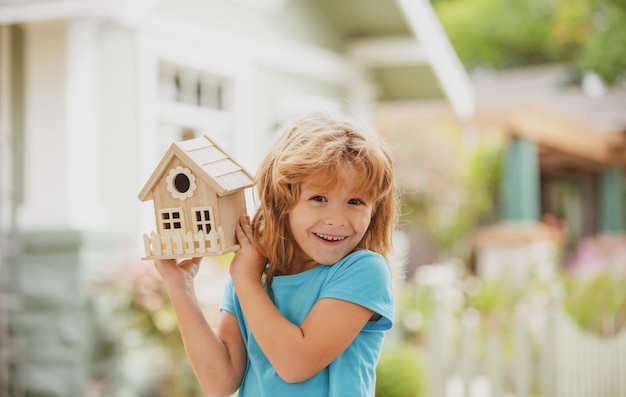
left=138, top=134, right=254, bottom=201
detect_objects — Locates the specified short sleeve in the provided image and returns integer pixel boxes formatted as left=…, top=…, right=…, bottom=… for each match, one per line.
left=219, top=277, right=236, bottom=314
left=319, top=250, right=394, bottom=331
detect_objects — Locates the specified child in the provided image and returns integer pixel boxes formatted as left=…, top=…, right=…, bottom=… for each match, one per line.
left=154, top=111, right=398, bottom=396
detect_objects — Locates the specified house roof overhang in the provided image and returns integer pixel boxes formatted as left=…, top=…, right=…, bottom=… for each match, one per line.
left=1, top=0, right=475, bottom=118
left=471, top=66, right=626, bottom=173
left=0, top=0, right=164, bottom=25
left=474, top=105, right=626, bottom=173
left=316, top=0, right=474, bottom=118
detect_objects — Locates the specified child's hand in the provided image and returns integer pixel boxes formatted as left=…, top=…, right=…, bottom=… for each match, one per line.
left=154, top=257, right=202, bottom=289
left=231, top=215, right=267, bottom=282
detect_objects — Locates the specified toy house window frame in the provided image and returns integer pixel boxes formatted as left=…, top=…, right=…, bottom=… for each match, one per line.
left=159, top=207, right=185, bottom=234
left=192, top=206, right=214, bottom=234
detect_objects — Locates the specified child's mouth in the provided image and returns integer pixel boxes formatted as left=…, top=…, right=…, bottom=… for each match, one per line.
left=314, top=233, right=346, bottom=242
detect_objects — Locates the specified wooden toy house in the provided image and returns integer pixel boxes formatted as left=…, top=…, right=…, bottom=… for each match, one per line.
left=138, top=134, right=253, bottom=259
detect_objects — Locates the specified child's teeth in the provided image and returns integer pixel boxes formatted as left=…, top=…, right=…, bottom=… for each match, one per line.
left=316, top=233, right=344, bottom=241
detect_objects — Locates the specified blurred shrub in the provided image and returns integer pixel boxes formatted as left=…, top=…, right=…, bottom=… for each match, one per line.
left=563, top=272, right=626, bottom=336
left=464, top=275, right=525, bottom=323
left=88, top=260, right=205, bottom=397
left=376, top=345, right=425, bottom=397
left=397, top=280, right=435, bottom=344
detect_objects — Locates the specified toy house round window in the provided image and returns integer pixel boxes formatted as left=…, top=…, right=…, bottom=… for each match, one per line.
left=166, top=166, right=197, bottom=200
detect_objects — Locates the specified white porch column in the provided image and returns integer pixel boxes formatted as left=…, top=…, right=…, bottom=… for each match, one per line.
left=17, top=19, right=108, bottom=231
left=347, top=71, right=377, bottom=128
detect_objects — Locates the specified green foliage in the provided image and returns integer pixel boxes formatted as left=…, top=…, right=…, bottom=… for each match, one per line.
left=435, top=0, right=563, bottom=69
left=376, top=346, right=426, bottom=397
left=563, top=272, right=626, bottom=335
left=400, top=137, right=503, bottom=259
left=89, top=264, right=206, bottom=397
left=577, top=2, right=626, bottom=83
left=434, top=0, right=626, bottom=83
left=397, top=280, right=436, bottom=343
left=124, top=275, right=203, bottom=396
left=465, top=276, right=522, bottom=315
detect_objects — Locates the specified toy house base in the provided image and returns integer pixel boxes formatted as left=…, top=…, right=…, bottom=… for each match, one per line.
left=141, top=226, right=240, bottom=260
left=142, top=251, right=237, bottom=260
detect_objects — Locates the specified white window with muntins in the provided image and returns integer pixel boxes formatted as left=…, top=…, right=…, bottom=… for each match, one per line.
left=157, top=61, right=236, bottom=154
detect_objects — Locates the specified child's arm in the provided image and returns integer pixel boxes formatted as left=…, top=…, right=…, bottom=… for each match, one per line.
left=155, top=258, right=247, bottom=396
left=230, top=217, right=375, bottom=384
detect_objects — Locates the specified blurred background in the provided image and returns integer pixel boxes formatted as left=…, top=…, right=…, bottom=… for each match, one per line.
left=1, top=0, right=625, bottom=396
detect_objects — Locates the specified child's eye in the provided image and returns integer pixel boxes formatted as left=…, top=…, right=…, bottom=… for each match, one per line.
left=348, top=198, right=365, bottom=205
left=311, top=195, right=326, bottom=202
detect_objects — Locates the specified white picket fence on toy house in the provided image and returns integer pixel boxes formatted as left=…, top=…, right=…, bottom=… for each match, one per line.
left=142, top=227, right=226, bottom=259
left=419, top=274, right=626, bottom=397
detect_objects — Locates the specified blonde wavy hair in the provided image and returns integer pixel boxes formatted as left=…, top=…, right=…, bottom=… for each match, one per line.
left=251, top=112, right=398, bottom=288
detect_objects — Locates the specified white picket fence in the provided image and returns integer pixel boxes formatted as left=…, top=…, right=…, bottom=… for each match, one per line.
left=424, top=295, right=626, bottom=397
left=142, top=227, right=225, bottom=259
left=545, top=305, right=626, bottom=397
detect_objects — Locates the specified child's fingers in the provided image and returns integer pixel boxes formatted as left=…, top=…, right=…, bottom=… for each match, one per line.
left=240, top=215, right=250, bottom=227
left=235, top=224, right=249, bottom=245
left=154, top=258, right=176, bottom=268
left=179, top=257, right=201, bottom=266
left=177, top=257, right=201, bottom=271
left=238, top=215, right=255, bottom=242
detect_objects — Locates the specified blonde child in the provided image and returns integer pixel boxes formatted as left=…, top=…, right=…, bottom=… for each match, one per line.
left=155, top=111, right=398, bottom=396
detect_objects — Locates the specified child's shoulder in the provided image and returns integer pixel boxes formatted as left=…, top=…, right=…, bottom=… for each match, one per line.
left=335, top=250, right=391, bottom=275
left=343, top=249, right=385, bottom=263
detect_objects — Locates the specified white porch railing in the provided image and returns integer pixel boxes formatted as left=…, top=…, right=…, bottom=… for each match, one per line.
left=142, top=227, right=225, bottom=259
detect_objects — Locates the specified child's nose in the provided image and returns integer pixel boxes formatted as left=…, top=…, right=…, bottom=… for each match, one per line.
left=323, top=206, right=347, bottom=226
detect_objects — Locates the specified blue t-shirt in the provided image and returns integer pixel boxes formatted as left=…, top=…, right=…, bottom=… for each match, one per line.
left=219, top=249, right=394, bottom=397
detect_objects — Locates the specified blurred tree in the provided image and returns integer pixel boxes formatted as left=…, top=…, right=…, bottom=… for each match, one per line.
left=433, top=0, right=626, bottom=84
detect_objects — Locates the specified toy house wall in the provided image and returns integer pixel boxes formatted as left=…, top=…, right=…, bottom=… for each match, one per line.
left=151, top=157, right=219, bottom=236
left=217, top=190, right=247, bottom=249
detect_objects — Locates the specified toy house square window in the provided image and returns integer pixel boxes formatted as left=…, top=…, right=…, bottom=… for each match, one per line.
left=193, top=206, right=214, bottom=234
left=160, top=208, right=185, bottom=233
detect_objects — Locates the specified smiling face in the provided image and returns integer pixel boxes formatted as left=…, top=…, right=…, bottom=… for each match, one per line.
left=287, top=169, right=374, bottom=273
left=252, top=112, right=397, bottom=287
